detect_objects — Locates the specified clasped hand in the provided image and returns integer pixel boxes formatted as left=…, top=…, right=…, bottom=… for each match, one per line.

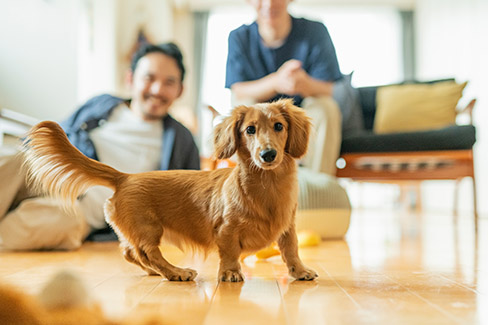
left=273, top=59, right=311, bottom=97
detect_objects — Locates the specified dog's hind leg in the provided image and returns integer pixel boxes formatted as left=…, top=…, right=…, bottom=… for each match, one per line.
left=106, top=201, right=197, bottom=281
left=105, top=201, right=159, bottom=276
left=133, top=245, right=197, bottom=281
left=121, top=244, right=158, bottom=276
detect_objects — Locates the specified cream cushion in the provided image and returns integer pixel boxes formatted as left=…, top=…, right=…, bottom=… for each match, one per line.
left=374, top=81, right=467, bottom=134
left=297, top=168, right=351, bottom=239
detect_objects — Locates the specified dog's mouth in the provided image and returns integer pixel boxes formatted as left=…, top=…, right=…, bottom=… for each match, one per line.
left=256, top=161, right=279, bottom=170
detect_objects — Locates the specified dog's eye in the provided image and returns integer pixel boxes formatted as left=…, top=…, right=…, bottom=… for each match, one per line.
left=246, top=126, right=256, bottom=135
left=274, top=123, right=283, bottom=132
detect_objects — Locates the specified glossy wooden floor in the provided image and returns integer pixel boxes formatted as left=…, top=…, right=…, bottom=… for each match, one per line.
left=0, top=208, right=486, bottom=324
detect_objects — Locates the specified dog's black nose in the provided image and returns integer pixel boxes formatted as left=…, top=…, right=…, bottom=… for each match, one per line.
left=260, top=149, right=277, bottom=163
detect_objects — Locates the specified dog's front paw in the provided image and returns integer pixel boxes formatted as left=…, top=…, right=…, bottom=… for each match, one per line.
left=219, top=269, right=244, bottom=282
left=166, top=268, right=198, bottom=281
left=290, top=266, right=318, bottom=281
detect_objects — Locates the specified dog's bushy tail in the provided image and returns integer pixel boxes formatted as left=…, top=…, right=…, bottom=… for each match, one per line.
left=22, top=121, right=126, bottom=207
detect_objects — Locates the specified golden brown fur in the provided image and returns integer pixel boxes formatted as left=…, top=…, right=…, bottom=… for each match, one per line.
left=23, top=99, right=317, bottom=282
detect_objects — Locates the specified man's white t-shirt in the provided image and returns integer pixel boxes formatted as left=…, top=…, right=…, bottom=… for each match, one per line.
left=80, top=103, right=163, bottom=229
left=90, top=103, right=163, bottom=173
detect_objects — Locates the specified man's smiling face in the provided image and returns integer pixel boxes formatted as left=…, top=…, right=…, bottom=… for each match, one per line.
left=129, top=52, right=183, bottom=121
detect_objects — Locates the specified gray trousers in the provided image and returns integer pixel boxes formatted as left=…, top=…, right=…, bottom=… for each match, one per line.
left=300, top=96, right=342, bottom=176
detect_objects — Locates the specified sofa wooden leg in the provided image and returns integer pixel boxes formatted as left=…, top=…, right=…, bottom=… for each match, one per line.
left=453, top=178, right=460, bottom=224
left=472, top=176, right=478, bottom=235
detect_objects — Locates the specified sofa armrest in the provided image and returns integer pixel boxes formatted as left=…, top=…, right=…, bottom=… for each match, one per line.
left=0, top=108, right=38, bottom=146
left=456, top=99, right=476, bottom=125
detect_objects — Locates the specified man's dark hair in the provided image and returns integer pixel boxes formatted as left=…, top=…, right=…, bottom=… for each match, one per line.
left=130, top=42, right=186, bottom=82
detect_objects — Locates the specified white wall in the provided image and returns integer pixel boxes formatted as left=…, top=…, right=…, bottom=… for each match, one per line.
left=0, top=0, right=174, bottom=122
left=415, top=0, right=488, bottom=216
left=77, top=0, right=117, bottom=104
left=115, top=0, right=174, bottom=98
left=0, top=0, right=80, bottom=121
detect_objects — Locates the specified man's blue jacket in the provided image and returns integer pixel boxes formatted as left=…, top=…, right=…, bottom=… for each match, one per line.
left=60, top=94, right=200, bottom=171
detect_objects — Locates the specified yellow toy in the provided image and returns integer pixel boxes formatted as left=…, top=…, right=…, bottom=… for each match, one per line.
left=251, top=230, right=321, bottom=260
left=297, top=230, right=321, bottom=247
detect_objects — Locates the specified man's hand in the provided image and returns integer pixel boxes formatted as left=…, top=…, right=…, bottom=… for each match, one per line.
left=231, top=59, right=333, bottom=104
left=274, top=59, right=311, bottom=97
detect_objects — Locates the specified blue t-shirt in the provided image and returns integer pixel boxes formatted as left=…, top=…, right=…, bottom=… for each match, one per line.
left=225, top=16, right=342, bottom=107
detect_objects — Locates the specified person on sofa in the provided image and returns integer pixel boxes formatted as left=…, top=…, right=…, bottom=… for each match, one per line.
left=225, top=0, right=343, bottom=176
left=0, top=42, right=200, bottom=250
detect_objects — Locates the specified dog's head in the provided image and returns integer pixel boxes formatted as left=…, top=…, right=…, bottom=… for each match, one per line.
left=213, top=99, right=311, bottom=170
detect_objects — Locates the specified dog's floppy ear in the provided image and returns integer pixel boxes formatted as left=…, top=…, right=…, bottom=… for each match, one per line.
left=213, top=105, right=247, bottom=159
left=278, top=99, right=312, bottom=159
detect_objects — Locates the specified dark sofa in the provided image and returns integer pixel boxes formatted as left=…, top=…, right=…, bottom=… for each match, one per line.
left=340, top=81, right=476, bottom=154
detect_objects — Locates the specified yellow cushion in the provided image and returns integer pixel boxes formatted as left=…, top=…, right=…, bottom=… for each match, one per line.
left=373, top=81, right=467, bottom=134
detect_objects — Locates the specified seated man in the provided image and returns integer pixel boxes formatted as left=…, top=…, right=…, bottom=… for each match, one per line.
left=225, top=0, right=343, bottom=176
left=0, top=42, right=199, bottom=250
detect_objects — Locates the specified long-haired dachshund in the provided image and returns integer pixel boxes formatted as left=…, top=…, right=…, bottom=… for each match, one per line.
left=23, top=99, right=318, bottom=282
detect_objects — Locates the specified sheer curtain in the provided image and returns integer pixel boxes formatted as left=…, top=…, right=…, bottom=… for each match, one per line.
left=192, top=11, right=209, bottom=150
